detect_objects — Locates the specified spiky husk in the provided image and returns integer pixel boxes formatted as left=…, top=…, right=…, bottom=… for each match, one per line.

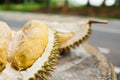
left=44, top=21, right=92, bottom=53
left=29, top=32, right=60, bottom=80
left=0, top=20, right=60, bottom=80
left=60, top=26, right=92, bottom=54
left=56, top=20, right=107, bottom=54
left=0, top=31, right=59, bottom=80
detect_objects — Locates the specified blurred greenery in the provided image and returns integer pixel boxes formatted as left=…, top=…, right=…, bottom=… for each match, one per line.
left=50, top=0, right=64, bottom=7
left=0, top=0, right=119, bottom=19
left=0, top=3, right=44, bottom=11
left=50, top=0, right=86, bottom=8
left=0, top=0, right=120, bottom=11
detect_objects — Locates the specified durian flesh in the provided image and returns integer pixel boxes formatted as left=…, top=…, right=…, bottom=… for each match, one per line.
left=0, top=20, right=59, bottom=80
left=0, top=21, right=11, bottom=71
left=12, top=20, right=48, bottom=69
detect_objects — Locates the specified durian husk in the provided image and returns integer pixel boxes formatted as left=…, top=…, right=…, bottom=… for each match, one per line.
left=28, top=32, right=59, bottom=80
left=0, top=29, right=59, bottom=80
left=0, top=21, right=59, bottom=80
left=45, top=20, right=107, bottom=53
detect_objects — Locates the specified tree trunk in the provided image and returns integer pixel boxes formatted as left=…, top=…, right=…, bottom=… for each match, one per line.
left=5, top=0, right=10, bottom=10
left=87, top=0, right=94, bottom=16
left=62, top=0, right=69, bottom=14
left=45, top=0, right=51, bottom=13
left=24, top=0, right=29, bottom=4
left=30, top=0, right=34, bottom=3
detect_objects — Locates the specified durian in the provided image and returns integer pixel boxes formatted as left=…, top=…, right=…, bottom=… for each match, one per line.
left=45, top=20, right=107, bottom=52
left=0, top=20, right=59, bottom=80
left=0, top=20, right=116, bottom=80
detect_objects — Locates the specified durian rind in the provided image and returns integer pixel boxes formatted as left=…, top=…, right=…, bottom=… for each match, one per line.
left=60, top=26, right=91, bottom=53
left=0, top=29, right=59, bottom=80
left=61, top=19, right=108, bottom=51
left=44, top=21, right=92, bottom=52
left=28, top=32, right=59, bottom=80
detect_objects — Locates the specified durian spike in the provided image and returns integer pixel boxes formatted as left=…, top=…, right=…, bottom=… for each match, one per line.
left=30, top=32, right=60, bottom=80
left=86, top=19, right=108, bottom=24
left=11, top=20, right=49, bottom=70
left=0, top=21, right=12, bottom=71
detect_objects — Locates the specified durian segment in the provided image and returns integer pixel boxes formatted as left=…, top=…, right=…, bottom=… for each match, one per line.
left=56, top=32, right=74, bottom=46
left=8, top=31, right=25, bottom=62
left=21, top=29, right=59, bottom=80
left=0, top=21, right=12, bottom=40
left=0, top=29, right=59, bottom=80
left=11, top=20, right=48, bottom=69
left=45, top=20, right=107, bottom=50
left=0, top=37, right=8, bottom=72
left=45, top=21, right=91, bottom=49
left=0, top=21, right=12, bottom=71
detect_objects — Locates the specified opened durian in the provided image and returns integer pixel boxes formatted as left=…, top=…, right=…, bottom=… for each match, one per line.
left=44, top=20, right=116, bottom=80
left=0, top=20, right=59, bottom=80
left=45, top=20, right=108, bottom=52
left=0, top=20, right=116, bottom=80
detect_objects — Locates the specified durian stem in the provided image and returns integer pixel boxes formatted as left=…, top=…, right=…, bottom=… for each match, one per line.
left=87, top=20, right=108, bottom=24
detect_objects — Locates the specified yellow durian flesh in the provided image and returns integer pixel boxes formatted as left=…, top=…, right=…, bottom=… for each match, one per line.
left=0, top=28, right=57, bottom=80
left=0, top=37, right=7, bottom=71
left=0, top=21, right=12, bottom=40
left=11, top=20, right=48, bottom=69
left=0, top=21, right=11, bottom=71
left=56, top=32, right=74, bottom=46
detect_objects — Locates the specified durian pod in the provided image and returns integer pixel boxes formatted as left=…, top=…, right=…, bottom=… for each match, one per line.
left=44, top=20, right=107, bottom=52
left=0, top=20, right=60, bottom=80
left=0, top=21, right=12, bottom=71
left=82, top=42, right=117, bottom=80
left=12, top=20, right=49, bottom=69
